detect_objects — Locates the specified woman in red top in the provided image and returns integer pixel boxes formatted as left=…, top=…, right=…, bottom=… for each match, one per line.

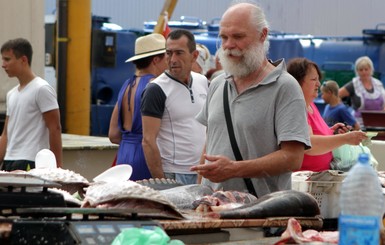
left=287, top=58, right=367, bottom=172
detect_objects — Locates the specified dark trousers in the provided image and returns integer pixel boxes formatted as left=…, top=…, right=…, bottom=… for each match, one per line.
left=1, top=160, right=35, bottom=171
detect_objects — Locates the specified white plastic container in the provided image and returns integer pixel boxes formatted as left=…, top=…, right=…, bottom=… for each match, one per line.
left=292, top=180, right=342, bottom=218
left=35, top=149, right=56, bottom=169
left=93, top=165, right=133, bottom=183
left=291, top=170, right=345, bottom=218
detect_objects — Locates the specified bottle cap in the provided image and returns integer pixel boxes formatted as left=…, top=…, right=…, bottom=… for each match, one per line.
left=358, top=153, right=370, bottom=164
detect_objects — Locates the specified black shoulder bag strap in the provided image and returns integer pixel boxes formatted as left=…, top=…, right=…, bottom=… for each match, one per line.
left=223, top=81, right=258, bottom=197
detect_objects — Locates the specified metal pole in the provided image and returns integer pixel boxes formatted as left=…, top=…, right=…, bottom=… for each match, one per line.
left=56, top=0, right=68, bottom=132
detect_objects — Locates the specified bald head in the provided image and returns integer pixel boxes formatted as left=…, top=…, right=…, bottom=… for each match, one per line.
left=223, top=3, right=253, bottom=20
left=222, top=2, right=269, bottom=34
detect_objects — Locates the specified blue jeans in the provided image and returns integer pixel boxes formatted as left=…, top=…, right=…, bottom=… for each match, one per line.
left=164, top=172, right=197, bottom=185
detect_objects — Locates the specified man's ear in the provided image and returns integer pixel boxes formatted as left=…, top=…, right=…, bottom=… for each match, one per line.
left=260, top=28, right=268, bottom=42
left=192, top=49, right=199, bottom=62
left=21, top=55, right=29, bottom=65
left=153, top=56, right=160, bottom=64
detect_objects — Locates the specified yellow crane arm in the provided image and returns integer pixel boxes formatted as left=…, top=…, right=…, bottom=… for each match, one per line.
left=153, top=0, right=178, bottom=34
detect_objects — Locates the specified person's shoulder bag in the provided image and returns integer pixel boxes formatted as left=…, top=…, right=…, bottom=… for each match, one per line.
left=223, top=80, right=258, bottom=197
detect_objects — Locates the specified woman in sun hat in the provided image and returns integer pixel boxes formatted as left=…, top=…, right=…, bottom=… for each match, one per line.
left=108, top=33, right=167, bottom=180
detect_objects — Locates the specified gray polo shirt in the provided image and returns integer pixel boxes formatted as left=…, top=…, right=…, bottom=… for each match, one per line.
left=196, top=59, right=311, bottom=197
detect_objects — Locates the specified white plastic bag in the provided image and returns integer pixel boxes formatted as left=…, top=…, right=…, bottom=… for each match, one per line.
left=331, top=144, right=378, bottom=171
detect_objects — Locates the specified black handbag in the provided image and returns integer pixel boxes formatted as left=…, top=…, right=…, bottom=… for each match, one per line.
left=223, top=81, right=258, bottom=197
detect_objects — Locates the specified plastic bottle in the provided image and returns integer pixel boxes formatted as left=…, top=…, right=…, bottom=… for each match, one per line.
left=339, top=153, right=384, bottom=244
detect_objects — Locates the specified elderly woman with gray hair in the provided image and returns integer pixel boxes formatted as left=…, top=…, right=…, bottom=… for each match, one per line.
left=339, top=56, right=385, bottom=127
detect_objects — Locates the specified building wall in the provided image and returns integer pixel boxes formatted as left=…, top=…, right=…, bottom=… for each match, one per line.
left=44, top=0, right=385, bottom=36
left=0, top=0, right=45, bottom=112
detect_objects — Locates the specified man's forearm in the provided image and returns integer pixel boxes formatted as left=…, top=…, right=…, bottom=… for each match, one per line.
left=142, top=142, right=164, bottom=178
left=49, top=131, right=63, bottom=168
left=0, top=136, right=6, bottom=163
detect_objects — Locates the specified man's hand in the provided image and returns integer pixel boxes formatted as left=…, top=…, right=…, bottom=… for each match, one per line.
left=190, top=154, right=237, bottom=182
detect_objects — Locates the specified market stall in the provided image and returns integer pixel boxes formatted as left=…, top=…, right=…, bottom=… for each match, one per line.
left=1, top=142, right=384, bottom=244
left=0, top=209, right=322, bottom=244
left=0, top=170, right=324, bottom=245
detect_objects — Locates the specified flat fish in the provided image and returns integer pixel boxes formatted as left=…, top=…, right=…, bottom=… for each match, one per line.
left=160, top=184, right=214, bottom=210
left=82, top=181, right=184, bottom=219
left=193, top=190, right=258, bottom=212
left=22, top=168, right=89, bottom=195
left=208, top=190, right=320, bottom=219
left=28, top=168, right=89, bottom=183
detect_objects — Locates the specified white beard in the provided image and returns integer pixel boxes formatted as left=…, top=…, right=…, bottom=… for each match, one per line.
left=218, top=41, right=265, bottom=78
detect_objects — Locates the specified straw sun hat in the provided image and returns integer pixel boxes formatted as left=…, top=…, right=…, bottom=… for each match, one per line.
left=125, top=33, right=166, bottom=63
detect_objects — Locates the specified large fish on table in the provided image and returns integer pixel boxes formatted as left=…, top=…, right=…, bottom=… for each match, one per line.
left=208, top=190, right=320, bottom=219
left=82, top=181, right=184, bottom=219
left=160, top=184, right=214, bottom=210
